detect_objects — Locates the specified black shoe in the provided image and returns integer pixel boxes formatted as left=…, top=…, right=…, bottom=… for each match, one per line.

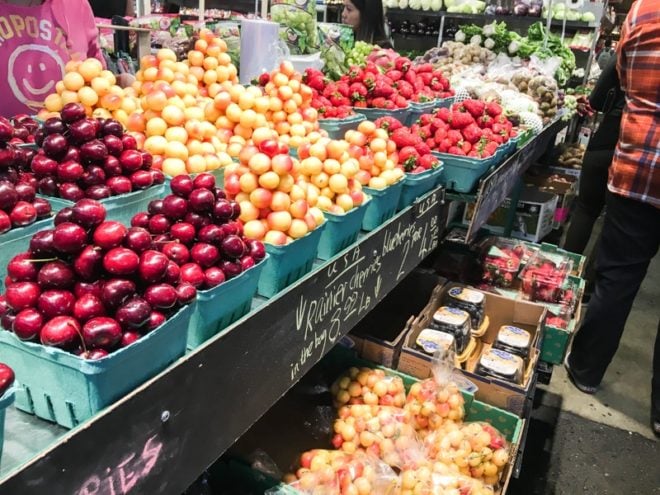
left=564, top=353, right=598, bottom=394
left=652, top=418, right=660, bottom=439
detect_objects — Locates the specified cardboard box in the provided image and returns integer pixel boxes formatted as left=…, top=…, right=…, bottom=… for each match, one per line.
left=463, top=187, right=559, bottom=243
left=524, top=173, right=578, bottom=229
left=348, top=270, right=446, bottom=368
left=398, top=284, right=546, bottom=417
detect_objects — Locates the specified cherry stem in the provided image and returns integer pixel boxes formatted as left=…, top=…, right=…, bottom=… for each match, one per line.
left=71, top=322, right=88, bottom=356
left=25, top=257, right=58, bottom=263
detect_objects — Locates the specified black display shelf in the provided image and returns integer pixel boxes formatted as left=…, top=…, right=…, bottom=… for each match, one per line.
left=0, top=188, right=448, bottom=495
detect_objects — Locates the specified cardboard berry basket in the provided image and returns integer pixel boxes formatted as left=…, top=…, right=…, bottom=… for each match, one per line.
left=397, top=165, right=444, bottom=211
left=38, top=183, right=166, bottom=226
left=0, top=216, right=54, bottom=292
left=317, top=200, right=370, bottom=261
left=431, top=152, right=498, bottom=193
left=405, top=100, right=437, bottom=126
left=361, top=180, right=405, bottom=231
left=318, top=113, right=366, bottom=139
left=257, top=223, right=326, bottom=298
left=0, top=386, right=15, bottom=461
left=186, top=255, right=269, bottom=349
left=0, top=304, right=192, bottom=429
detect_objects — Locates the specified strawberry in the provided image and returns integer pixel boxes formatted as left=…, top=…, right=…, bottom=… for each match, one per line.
left=460, top=141, right=472, bottom=154
left=448, top=146, right=465, bottom=156
left=449, top=111, right=475, bottom=129
left=418, top=125, right=432, bottom=140
left=479, top=114, right=493, bottom=129
left=371, top=97, right=387, bottom=108
left=419, top=154, right=438, bottom=170
left=416, top=63, right=433, bottom=73
left=447, top=129, right=463, bottom=144
left=349, top=82, right=367, bottom=102
left=462, top=99, right=486, bottom=119
left=386, top=69, right=403, bottom=81
left=426, top=138, right=436, bottom=149
left=435, top=107, right=450, bottom=122
left=462, top=123, right=483, bottom=144
left=410, top=166, right=426, bottom=174
left=391, top=128, right=419, bottom=148
left=348, top=66, right=364, bottom=82
left=363, top=73, right=376, bottom=90
left=384, top=100, right=396, bottom=110
left=373, top=80, right=393, bottom=98
left=374, top=116, right=402, bottom=133
left=354, top=100, right=367, bottom=108
left=434, top=127, right=448, bottom=144
left=404, top=70, right=417, bottom=86
left=399, top=146, right=420, bottom=171
left=336, top=81, right=350, bottom=98
left=438, top=139, right=451, bottom=152
left=415, top=142, right=431, bottom=156
left=395, top=57, right=411, bottom=72
left=485, top=101, right=503, bottom=117
left=395, top=95, right=408, bottom=108
left=419, top=114, right=434, bottom=126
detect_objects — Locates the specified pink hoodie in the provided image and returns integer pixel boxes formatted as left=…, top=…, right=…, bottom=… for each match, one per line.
left=0, top=0, right=103, bottom=117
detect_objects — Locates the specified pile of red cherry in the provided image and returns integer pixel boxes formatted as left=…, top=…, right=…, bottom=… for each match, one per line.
left=0, top=199, right=196, bottom=359
left=29, top=103, right=164, bottom=202
left=131, top=174, right=266, bottom=290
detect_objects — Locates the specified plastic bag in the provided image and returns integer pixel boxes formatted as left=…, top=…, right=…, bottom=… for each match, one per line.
left=404, top=349, right=466, bottom=436
left=271, top=0, right=319, bottom=55
left=288, top=450, right=399, bottom=495
left=423, top=422, right=509, bottom=486
left=332, top=405, right=424, bottom=469
left=330, top=367, right=407, bottom=409
left=399, top=464, right=496, bottom=495
left=268, top=471, right=339, bottom=495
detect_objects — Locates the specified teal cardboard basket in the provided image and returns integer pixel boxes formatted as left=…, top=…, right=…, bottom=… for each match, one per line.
left=406, top=101, right=436, bottom=126
left=434, top=96, right=455, bottom=110
left=0, top=216, right=54, bottom=292
left=362, top=180, right=404, bottom=231
left=38, top=183, right=166, bottom=226
left=432, top=152, right=498, bottom=193
left=0, top=386, right=15, bottom=461
left=397, top=166, right=444, bottom=211
left=187, top=256, right=268, bottom=348
left=258, top=224, right=325, bottom=298
left=319, top=114, right=366, bottom=139
left=0, top=303, right=192, bottom=428
left=317, top=200, right=370, bottom=261
left=352, top=106, right=410, bottom=125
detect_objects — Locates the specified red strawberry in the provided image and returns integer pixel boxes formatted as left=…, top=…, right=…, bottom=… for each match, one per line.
left=386, top=69, right=403, bottom=81
left=419, top=154, right=438, bottom=170
left=435, top=107, right=450, bottom=122
left=415, top=142, right=431, bottom=156
left=416, top=63, right=433, bottom=73
left=462, top=123, right=483, bottom=144
left=434, top=127, right=448, bottom=144
left=448, top=146, right=465, bottom=156
left=391, top=128, right=419, bottom=148
left=419, top=114, right=434, bottom=126
left=462, top=99, right=486, bottom=119
left=395, top=57, right=411, bottom=72
left=399, top=146, right=420, bottom=171
left=449, top=111, right=475, bottom=129
left=485, top=102, right=503, bottom=117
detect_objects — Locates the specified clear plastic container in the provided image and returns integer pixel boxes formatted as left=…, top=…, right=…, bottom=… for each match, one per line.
left=444, top=286, right=486, bottom=330
left=431, top=306, right=471, bottom=354
left=480, top=238, right=527, bottom=287
left=520, top=251, right=573, bottom=303
left=475, top=348, right=524, bottom=384
left=416, top=328, right=456, bottom=356
left=492, top=325, right=531, bottom=359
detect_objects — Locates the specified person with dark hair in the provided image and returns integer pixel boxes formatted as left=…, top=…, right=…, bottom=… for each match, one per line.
left=565, top=0, right=660, bottom=438
left=88, top=0, right=134, bottom=18
left=342, top=0, right=393, bottom=49
left=596, top=37, right=614, bottom=69
left=563, top=55, right=625, bottom=255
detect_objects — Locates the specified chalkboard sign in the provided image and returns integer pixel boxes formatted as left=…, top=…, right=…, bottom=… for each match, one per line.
left=0, top=188, right=447, bottom=495
left=465, top=119, right=566, bottom=244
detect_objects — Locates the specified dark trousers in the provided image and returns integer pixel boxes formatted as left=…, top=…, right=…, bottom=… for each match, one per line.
left=568, top=192, right=660, bottom=418
left=563, top=148, right=614, bottom=254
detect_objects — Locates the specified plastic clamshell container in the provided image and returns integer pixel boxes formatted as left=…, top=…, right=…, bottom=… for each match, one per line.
left=317, top=200, right=369, bottom=261
left=475, top=348, right=524, bottom=384
left=430, top=306, right=471, bottom=355
left=39, top=183, right=166, bottom=226
left=493, top=325, right=531, bottom=359
left=416, top=328, right=455, bottom=355
left=397, top=166, right=443, bottom=211
left=0, top=216, right=54, bottom=292
left=0, top=304, right=193, bottom=428
left=0, top=386, right=15, bottom=460
left=444, top=286, right=486, bottom=330
left=481, top=238, right=527, bottom=287
left=405, top=101, right=437, bottom=126
left=520, top=250, right=574, bottom=304
left=352, top=106, right=410, bottom=125
left=432, top=151, right=497, bottom=193
left=361, top=180, right=404, bottom=231
left=187, top=256, right=268, bottom=348
left=318, top=113, right=366, bottom=139
left=258, top=223, right=325, bottom=298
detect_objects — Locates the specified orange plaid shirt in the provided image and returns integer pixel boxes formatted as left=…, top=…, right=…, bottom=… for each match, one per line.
left=611, top=0, right=660, bottom=208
